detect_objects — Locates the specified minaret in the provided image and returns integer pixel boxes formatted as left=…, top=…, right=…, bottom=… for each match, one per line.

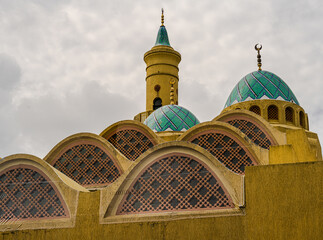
left=144, top=9, right=181, bottom=111
left=134, top=9, right=181, bottom=122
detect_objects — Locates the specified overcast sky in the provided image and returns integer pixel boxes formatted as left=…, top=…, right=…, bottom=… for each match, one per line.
left=1, top=0, right=323, bottom=158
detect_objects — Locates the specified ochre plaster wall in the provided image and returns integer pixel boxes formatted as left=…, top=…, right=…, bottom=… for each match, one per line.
left=0, top=190, right=245, bottom=240
left=245, top=161, right=322, bottom=240
left=1, top=162, right=321, bottom=239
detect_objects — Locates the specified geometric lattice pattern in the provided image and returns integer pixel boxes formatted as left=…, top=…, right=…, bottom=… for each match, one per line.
left=227, top=119, right=272, bottom=149
left=190, top=132, right=256, bottom=174
left=249, top=105, right=261, bottom=115
left=268, top=105, right=279, bottom=120
left=144, top=105, right=200, bottom=132
left=53, top=144, right=120, bottom=187
left=117, top=154, right=233, bottom=214
left=107, top=129, right=155, bottom=161
left=0, top=167, right=67, bottom=220
left=285, top=107, right=294, bottom=123
left=225, top=70, right=299, bottom=108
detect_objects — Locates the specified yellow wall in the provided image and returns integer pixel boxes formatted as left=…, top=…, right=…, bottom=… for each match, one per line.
left=269, top=129, right=319, bottom=164
left=245, top=161, right=322, bottom=240
left=0, top=190, right=245, bottom=240
left=1, top=162, right=321, bottom=239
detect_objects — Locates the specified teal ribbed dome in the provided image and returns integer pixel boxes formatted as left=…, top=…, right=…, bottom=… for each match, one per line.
left=155, top=26, right=170, bottom=46
left=144, top=105, right=200, bottom=132
left=225, top=70, right=299, bottom=108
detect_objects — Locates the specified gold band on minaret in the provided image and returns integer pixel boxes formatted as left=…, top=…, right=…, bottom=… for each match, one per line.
left=161, top=8, right=164, bottom=26
left=255, top=44, right=262, bottom=71
left=170, top=79, right=175, bottom=105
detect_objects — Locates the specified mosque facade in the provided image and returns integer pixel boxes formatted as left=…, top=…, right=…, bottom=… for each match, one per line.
left=0, top=12, right=322, bottom=240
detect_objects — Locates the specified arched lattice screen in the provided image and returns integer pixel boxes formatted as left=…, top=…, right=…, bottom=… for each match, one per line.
left=268, top=105, right=278, bottom=120
left=190, top=131, right=256, bottom=174
left=0, top=167, right=67, bottom=220
left=106, top=129, right=155, bottom=161
left=299, top=111, right=305, bottom=128
left=226, top=119, right=272, bottom=149
left=52, top=143, right=121, bottom=187
left=249, top=105, right=261, bottom=115
left=285, top=107, right=294, bottom=123
left=117, top=153, right=233, bottom=214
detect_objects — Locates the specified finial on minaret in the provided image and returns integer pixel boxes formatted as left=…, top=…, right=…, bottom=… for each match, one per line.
left=255, top=44, right=262, bottom=71
left=161, top=8, right=164, bottom=26
left=170, top=79, right=175, bottom=105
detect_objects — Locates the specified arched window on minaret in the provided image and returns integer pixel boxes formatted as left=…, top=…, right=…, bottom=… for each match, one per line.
left=153, top=97, right=162, bottom=110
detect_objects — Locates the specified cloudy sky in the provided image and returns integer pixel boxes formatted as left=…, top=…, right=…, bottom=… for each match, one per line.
left=1, top=0, right=323, bottom=158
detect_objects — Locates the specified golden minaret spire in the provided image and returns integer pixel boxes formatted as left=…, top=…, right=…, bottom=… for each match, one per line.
left=255, top=44, right=262, bottom=71
left=161, top=8, right=164, bottom=26
left=170, top=79, right=175, bottom=105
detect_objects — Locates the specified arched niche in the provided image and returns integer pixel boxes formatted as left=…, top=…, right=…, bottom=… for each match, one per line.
left=214, top=110, right=280, bottom=149
left=100, top=120, right=162, bottom=161
left=0, top=154, right=86, bottom=230
left=44, top=133, right=129, bottom=188
left=285, top=106, right=294, bottom=123
left=100, top=142, right=243, bottom=223
left=179, top=122, right=263, bottom=174
left=267, top=105, right=279, bottom=120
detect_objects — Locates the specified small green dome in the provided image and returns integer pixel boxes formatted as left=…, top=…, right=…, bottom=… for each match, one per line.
left=225, top=70, right=299, bottom=108
left=144, top=105, right=200, bottom=132
left=155, top=26, right=170, bottom=46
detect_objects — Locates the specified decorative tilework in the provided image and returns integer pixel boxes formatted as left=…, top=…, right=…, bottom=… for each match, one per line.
left=189, top=131, right=256, bottom=174
left=225, top=71, right=299, bottom=108
left=144, top=105, right=200, bottom=132
left=52, top=143, right=121, bottom=187
left=106, top=129, right=155, bottom=161
left=0, top=167, right=67, bottom=220
left=117, top=153, right=233, bottom=215
left=155, top=26, right=170, bottom=46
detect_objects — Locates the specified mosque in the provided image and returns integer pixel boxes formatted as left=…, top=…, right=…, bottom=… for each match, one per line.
left=0, top=11, right=322, bottom=240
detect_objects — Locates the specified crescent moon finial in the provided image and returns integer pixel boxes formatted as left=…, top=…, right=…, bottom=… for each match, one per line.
left=255, top=43, right=262, bottom=51
left=255, top=43, right=263, bottom=71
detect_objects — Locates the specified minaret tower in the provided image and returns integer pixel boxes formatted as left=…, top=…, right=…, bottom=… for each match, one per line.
left=135, top=9, right=181, bottom=122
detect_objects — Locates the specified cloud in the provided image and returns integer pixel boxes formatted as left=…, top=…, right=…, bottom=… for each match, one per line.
left=0, top=0, right=323, bottom=158
left=0, top=54, right=21, bottom=91
left=1, top=80, right=140, bottom=158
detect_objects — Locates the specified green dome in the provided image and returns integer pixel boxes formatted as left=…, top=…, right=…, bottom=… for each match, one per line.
left=155, top=26, right=170, bottom=46
left=225, top=70, right=299, bottom=108
left=144, top=105, right=200, bottom=132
